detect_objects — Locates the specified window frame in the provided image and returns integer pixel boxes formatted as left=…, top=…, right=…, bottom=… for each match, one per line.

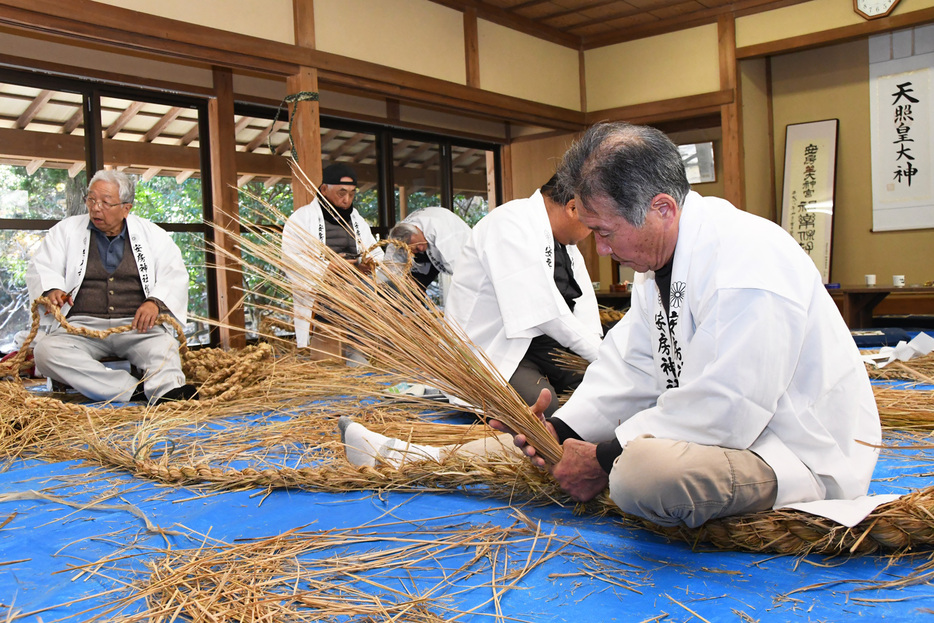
left=0, top=67, right=220, bottom=344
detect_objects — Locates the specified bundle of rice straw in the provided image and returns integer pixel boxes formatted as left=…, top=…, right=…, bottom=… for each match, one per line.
left=221, top=181, right=563, bottom=464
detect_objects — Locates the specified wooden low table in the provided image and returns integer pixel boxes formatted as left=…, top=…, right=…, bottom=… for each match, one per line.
left=829, top=285, right=934, bottom=329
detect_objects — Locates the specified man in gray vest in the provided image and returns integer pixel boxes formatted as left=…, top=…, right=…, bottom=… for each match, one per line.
left=27, top=170, right=196, bottom=405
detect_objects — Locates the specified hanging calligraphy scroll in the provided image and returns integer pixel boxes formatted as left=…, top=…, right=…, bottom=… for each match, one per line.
left=780, top=119, right=839, bottom=284
left=869, top=50, right=934, bottom=232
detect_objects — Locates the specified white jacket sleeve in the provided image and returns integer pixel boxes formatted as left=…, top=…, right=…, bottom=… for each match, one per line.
left=537, top=314, right=602, bottom=362
left=553, top=291, right=660, bottom=443
left=26, top=224, right=68, bottom=301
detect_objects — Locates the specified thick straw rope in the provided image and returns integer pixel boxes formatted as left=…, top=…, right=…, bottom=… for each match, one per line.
left=0, top=297, right=274, bottom=404
left=83, top=437, right=934, bottom=556
left=0, top=296, right=187, bottom=380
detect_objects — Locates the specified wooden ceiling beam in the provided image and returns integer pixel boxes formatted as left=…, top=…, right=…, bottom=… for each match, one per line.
left=104, top=100, right=144, bottom=138
left=396, top=142, right=434, bottom=168
left=512, top=0, right=553, bottom=10
left=233, top=116, right=254, bottom=134
left=580, top=0, right=810, bottom=48
left=0, top=125, right=85, bottom=161
left=327, top=133, right=366, bottom=161
left=235, top=150, right=292, bottom=178
left=244, top=120, right=284, bottom=152
left=317, top=128, right=342, bottom=152
left=427, top=0, right=581, bottom=48
left=15, top=89, right=53, bottom=129
left=539, top=0, right=620, bottom=22
left=142, top=107, right=183, bottom=142
left=350, top=142, right=377, bottom=163
left=140, top=166, right=160, bottom=182
left=62, top=108, right=83, bottom=134
left=451, top=149, right=479, bottom=167
left=178, top=124, right=200, bottom=146
left=25, top=158, right=45, bottom=174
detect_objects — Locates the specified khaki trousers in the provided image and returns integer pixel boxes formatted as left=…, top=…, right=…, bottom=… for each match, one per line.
left=442, top=433, right=777, bottom=529
left=609, top=437, right=777, bottom=528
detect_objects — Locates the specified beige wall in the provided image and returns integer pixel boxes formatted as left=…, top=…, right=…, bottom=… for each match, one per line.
left=316, top=0, right=466, bottom=85
left=584, top=24, right=720, bottom=110
left=740, top=58, right=774, bottom=222
left=477, top=21, right=581, bottom=110
left=770, top=39, right=934, bottom=286
left=94, top=0, right=295, bottom=44
left=738, top=0, right=934, bottom=49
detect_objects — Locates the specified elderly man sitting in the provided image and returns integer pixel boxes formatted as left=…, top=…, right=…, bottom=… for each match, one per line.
left=27, top=170, right=197, bottom=405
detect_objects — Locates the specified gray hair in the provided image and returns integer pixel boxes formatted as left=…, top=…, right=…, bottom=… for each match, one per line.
left=89, top=169, right=136, bottom=204
left=558, top=122, right=690, bottom=227
left=388, top=221, right=422, bottom=244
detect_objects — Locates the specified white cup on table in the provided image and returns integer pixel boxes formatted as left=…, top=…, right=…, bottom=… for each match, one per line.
left=865, top=274, right=876, bottom=286
left=893, top=275, right=906, bottom=287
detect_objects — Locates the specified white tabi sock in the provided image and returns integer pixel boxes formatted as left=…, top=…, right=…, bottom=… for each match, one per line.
left=339, top=416, right=442, bottom=468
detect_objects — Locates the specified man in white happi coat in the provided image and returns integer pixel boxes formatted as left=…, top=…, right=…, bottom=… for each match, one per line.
left=387, top=207, right=470, bottom=303
left=445, top=175, right=603, bottom=417
left=27, top=170, right=196, bottom=405
left=495, top=122, right=881, bottom=528
left=282, top=163, right=384, bottom=348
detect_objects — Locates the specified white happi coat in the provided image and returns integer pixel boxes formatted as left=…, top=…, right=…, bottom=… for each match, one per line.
left=26, top=214, right=189, bottom=330
left=402, top=207, right=471, bottom=302
left=281, top=198, right=383, bottom=347
left=556, top=192, right=880, bottom=512
left=445, top=189, right=602, bottom=382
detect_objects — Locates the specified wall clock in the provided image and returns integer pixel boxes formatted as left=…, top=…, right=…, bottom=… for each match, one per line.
left=853, top=0, right=901, bottom=19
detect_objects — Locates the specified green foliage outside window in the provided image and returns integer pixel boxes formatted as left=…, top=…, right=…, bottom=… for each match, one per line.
left=237, top=180, right=295, bottom=333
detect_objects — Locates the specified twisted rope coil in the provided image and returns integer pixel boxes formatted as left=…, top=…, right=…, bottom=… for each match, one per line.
left=0, top=298, right=274, bottom=404
left=121, top=449, right=934, bottom=557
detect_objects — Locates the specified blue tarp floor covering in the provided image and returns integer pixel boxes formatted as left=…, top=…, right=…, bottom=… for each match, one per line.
left=1, top=380, right=933, bottom=622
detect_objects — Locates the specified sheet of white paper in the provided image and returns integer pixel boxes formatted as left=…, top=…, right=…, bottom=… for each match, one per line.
left=862, top=332, right=934, bottom=368
left=783, top=494, right=900, bottom=527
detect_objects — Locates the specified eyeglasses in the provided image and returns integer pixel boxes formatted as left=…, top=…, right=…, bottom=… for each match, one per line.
left=331, top=188, right=357, bottom=200
left=85, top=195, right=127, bottom=210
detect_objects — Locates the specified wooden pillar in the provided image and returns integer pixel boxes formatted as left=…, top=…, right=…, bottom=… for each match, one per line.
left=500, top=123, right=514, bottom=204
left=289, top=0, right=322, bottom=208
left=290, top=0, right=339, bottom=358
left=579, top=49, right=587, bottom=114
left=485, top=150, right=497, bottom=210
left=398, top=185, right=408, bottom=218
left=208, top=66, right=246, bottom=349
left=464, top=7, right=480, bottom=88
left=718, top=14, right=745, bottom=210
left=286, top=68, right=322, bottom=208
